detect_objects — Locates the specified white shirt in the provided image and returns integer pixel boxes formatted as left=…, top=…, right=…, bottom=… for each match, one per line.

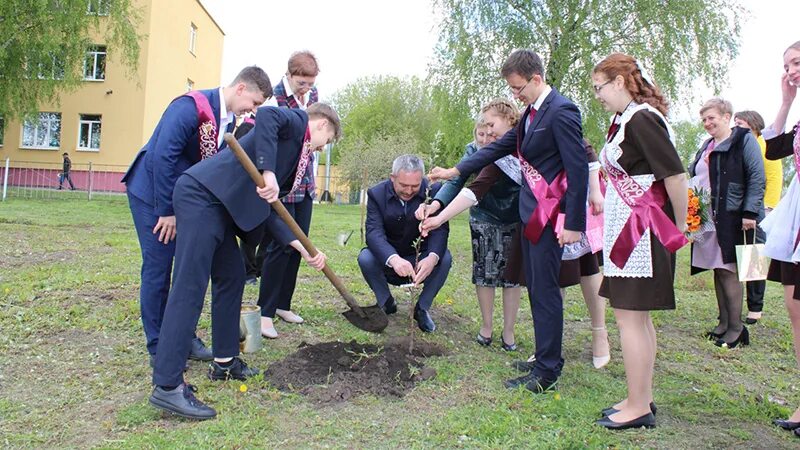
left=265, top=77, right=309, bottom=110
left=218, top=87, right=234, bottom=148
left=525, top=84, right=553, bottom=134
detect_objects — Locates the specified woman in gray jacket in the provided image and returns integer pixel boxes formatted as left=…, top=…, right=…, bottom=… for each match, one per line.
left=688, top=97, right=765, bottom=349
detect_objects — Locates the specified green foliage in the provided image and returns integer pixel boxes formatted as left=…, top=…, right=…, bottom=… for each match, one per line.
left=672, top=119, right=707, bottom=168
left=331, top=75, right=456, bottom=183
left=0, top=0, right=143, bottom=120
left=430, top=0, right=745, bottom=147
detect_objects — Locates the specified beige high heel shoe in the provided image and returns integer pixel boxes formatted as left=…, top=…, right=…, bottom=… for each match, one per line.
left=591, top=326, right=610, bottom=369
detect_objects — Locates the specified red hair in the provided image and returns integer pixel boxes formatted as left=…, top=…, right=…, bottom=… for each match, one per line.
left=593, top=53, right=669, bottom=116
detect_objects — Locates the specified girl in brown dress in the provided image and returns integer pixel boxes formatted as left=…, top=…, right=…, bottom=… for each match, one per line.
left=592, top=53, right=688, bottom=430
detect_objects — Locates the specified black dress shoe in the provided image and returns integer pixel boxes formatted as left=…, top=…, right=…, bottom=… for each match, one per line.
left=382, top=296, right=397, bottom=315
left=503, top=372, right=557, bottom=393
left=596, top=412, right=655, bottom=430
left=602, top=402, right=657, bottom=417
left=189, top=337, right=213, bottom=361
left=414, top=305, right=436, bottom=333
left=149, top=354, right=189, bottom=371
left=208, top=357, right=259, bottom=381
left=149, top=383, right=216, bottom=420
left=512, top=355, right=537, bottom=372
left=774, top=419, right=800, bottom=430
left=714, top=326, right=750, bottom=349
left=475, top=333, right=492, bottom=346
left=794, top=428, right=800, bottom=438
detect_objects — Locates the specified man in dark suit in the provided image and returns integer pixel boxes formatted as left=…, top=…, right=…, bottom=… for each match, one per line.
left=358, top=155, right=452, bottom=333
left=121, top=66, right=272, bottom=367
left=148, top=103, right=341, bottom=420
left=430, top=50, right=587, bottom=392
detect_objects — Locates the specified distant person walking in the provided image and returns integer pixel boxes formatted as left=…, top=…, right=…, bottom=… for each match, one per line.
left=58, top=152, right=76, bottom=190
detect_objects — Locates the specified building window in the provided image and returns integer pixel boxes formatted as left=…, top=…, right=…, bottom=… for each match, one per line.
left=86, top=0, right=109, bottom=15
left=22, top=113, right=61, bottom=149
left=0, top=116, right=4, bottom=146
left=30, top=53, right=65, bottom=80
left=189, top=23, right=197, bottom=55
left=186, top=78, right=194, bottom=92
left=84, top=45, right=106, bottom=81
left=78, top=114, right=101, bottom=151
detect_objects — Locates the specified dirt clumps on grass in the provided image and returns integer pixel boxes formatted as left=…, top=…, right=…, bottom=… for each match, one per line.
left=263, top=339, right=446, bottom=403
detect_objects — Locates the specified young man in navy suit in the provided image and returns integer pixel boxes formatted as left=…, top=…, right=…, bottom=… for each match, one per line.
left=358, top=155, right=452, bottom=333
left=122, top=66, right=272, bottom=368
left=430, top=50, right=587, bottom=393
left=148, top=103, right=340, bottom=420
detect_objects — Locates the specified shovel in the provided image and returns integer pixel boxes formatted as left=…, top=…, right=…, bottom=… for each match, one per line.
left=224, top=133, right=388, bottom=333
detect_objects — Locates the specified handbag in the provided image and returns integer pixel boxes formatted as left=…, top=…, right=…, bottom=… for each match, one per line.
left=736, top=229, right=769, bottom=282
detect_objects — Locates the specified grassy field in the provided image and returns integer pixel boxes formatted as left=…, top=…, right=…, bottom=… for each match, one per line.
left=1, top=195, right=799, bottom=449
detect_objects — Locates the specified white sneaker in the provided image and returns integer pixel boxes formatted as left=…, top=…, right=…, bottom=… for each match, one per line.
left=276, top=309, right=304, bottom=324
left=261, top=317, right=278, bottom=339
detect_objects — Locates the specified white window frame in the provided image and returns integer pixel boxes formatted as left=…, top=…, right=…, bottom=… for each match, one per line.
left=77, top=114, right=102, bottom=152
left=84, top=45, right=107, bottom=81
left=189, top=23, right=197, bottom=55
left=86, top=0, right=109, bottom=15
left=21, top=112, right=61, bottom=150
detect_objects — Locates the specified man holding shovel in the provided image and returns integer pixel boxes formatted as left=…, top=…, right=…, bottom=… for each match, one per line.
left=148, top=103, right=339, bottom=420
left=122, top=66, right=272, bottom=368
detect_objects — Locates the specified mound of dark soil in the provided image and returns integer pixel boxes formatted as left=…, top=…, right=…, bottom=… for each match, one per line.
left=263, top=339, right=445, bottom=403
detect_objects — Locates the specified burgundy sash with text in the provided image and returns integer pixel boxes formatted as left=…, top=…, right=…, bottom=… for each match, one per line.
left=602, top=151, right=688, bottom=269
left=287, top=127, right=313, bottom=196
left=184, top=91, right=218, bottom=160
left=515, top=141, right=568, bottom=243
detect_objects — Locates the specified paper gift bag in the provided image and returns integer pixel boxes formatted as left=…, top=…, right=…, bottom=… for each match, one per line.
left=736, top=230, right=769, bottom=282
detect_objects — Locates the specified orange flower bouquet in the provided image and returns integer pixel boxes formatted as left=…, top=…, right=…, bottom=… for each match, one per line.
left=686, top=187, right=712, bottom=242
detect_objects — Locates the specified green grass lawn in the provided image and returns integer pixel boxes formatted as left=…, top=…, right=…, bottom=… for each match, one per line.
left=0, top=196, right=798, bottom=449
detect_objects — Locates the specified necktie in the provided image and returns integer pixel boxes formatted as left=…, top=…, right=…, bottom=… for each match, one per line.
left=528, top=106, right=537, bottom=125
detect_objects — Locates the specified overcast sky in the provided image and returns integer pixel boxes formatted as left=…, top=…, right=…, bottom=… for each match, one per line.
left=201, top=0, right=798, bottom=127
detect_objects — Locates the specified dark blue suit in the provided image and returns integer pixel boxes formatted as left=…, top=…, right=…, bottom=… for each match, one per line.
left=357, top=179, right=452, bottom=311
left=152, top=107, right=305, bottom=387
left=456, top=88, right=587, bottom=380
left=121, top=88, right=226, bottom=356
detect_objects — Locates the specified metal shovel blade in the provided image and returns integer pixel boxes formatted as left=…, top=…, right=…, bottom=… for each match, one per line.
left=342, top=305, right=389, bottom=333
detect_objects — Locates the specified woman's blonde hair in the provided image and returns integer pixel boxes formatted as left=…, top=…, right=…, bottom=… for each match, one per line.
left=480, top=98, right=520, bottom=127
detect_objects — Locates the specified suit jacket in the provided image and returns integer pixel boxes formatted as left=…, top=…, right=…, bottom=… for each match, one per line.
left=184, top=107, right=308, bottom=243
left=365, top=179, right=449, bottom=265
left=122, top=88, right=225, bottom=217
left=455, top=88, right=588, bottom=232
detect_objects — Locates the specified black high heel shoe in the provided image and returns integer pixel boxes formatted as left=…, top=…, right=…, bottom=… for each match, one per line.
left=714, top=326, right=750, bottom=349
left=704, top=330, right=723, bottom=340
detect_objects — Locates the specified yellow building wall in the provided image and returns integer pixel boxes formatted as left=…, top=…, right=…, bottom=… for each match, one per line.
left=0, top=0, right=224, bottom=171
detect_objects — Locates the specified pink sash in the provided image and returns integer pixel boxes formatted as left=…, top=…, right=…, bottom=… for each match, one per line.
left=602, top=151, right=688, bottom=269
left=516, top=149, right=567, bottom=243
left=184, top=91, right=218, bottom=160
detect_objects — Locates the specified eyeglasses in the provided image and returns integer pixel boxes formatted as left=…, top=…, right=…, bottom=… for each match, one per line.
left=508, top=78, right=533, bottom=95
left=593, top=80, right=612, bottom=93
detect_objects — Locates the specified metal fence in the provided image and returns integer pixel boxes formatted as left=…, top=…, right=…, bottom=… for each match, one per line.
left=1, top=158, right=365, bottom=204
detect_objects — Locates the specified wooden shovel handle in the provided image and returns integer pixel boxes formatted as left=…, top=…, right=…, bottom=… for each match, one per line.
left=223, top=133, right=365, bottom=316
